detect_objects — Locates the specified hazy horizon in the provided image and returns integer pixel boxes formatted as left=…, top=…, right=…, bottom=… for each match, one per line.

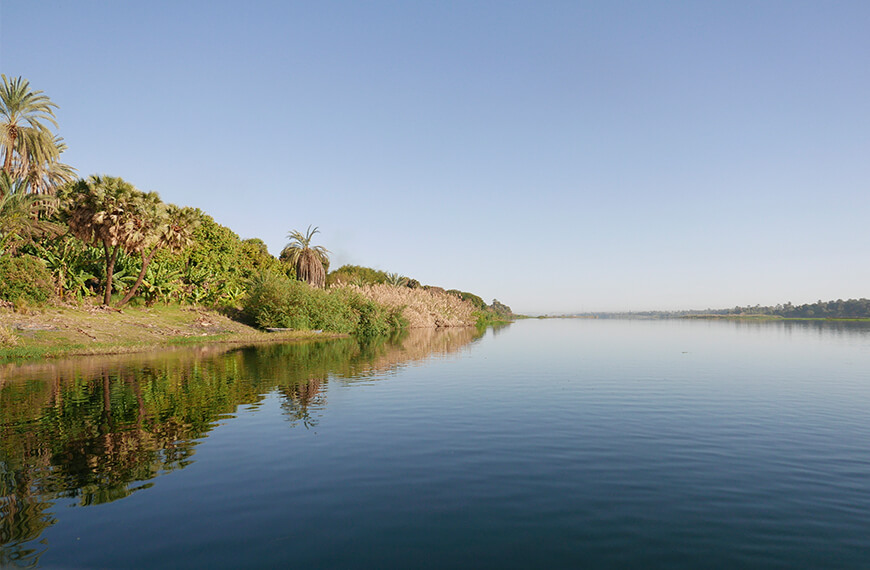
left=2, top=1, right=867, bottom=314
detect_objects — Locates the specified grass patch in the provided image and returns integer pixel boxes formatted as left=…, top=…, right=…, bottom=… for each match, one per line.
left=0, top=301, right=347, bottom=362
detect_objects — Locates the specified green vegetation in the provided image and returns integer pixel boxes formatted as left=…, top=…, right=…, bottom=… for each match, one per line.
left=61, top=175, right=199, bottom=306
left=0, top=254, right=54, bottom=303
left=243, top=271, right=406, bottom=336
left=0, top=172, right=58, bottom=256
left=327, top=264, right=393, bottom=286
left=0, top=304, right=341, bottom=362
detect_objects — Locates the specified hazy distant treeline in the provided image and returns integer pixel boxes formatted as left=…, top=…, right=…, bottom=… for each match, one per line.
left=726, top=298, right=870, bottom=319
left=569, top=298, right=870, bottom=320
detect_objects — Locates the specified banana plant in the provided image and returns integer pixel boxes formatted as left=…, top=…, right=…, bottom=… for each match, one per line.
left=140, top=263, right=183, bottom=306
left=37, top=239, right=96, bottom=300
left=219, top=284, right=247, bottom=307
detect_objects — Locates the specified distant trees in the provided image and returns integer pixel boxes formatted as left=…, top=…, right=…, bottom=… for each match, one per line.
left=728, top=299, right=870, bottom=319
left=281, top=226, right=330, bottom=288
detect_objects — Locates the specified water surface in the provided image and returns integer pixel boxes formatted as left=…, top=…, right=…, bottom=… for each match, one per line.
left=2, top=319, right=870, bottom=568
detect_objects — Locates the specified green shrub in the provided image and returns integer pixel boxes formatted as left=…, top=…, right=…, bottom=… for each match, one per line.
left=243, top=272, right=300, bottom=329
left=0, top=255, right=54, bottom=303
left=326, top=265, right=391, bottom=287
left=243, top=272, right=405, bottom=336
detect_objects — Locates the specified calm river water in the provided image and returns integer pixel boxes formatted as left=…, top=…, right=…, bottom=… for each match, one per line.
left=2, top=318, right=870, bottom=568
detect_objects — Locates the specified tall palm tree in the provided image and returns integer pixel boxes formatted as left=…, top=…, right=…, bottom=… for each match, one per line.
left=0, top=76, right=59, bottom=187
left=281, top=225, right=330, bottom=288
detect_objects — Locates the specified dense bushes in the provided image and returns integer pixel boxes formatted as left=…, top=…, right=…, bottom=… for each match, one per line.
left=326, top=265, right=392, bottom=286
left=243, top=272, right=406, bottom=336
left=0, top=255, right=54, bottom=303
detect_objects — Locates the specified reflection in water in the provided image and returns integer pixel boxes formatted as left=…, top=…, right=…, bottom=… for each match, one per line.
left=0, top=327, right=484, bottom=567
left=720, top=317, right=870, bottom=337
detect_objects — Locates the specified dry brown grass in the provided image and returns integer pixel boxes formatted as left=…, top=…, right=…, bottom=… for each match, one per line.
left=0, top=325, right=18, bottom=347
left=344, top=284, right=476, bottom=328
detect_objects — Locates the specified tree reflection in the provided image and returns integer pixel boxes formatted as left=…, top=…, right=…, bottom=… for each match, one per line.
left=279, top=377, right=326, bottom=429
left=0, top=326, right=488, bottom=559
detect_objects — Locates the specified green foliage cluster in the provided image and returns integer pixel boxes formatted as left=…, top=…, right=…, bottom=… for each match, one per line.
left=167, top=213, right=293, bottom=307
left=0, top=254, right=54, bottom=303
left=243, top=272, right=406, bottom=336
left=327, top=264, right=393, bottom=287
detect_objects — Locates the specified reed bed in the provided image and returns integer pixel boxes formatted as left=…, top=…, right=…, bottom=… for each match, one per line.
left=345, top=284, right=476, bottom=328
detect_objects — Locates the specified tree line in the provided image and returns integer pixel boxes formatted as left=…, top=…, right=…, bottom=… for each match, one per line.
left=726, top=299, right=870, bottom=319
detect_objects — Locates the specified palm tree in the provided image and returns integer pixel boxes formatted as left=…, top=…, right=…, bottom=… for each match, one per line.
left=19, top=134, right=75, bottom=196
left=116, top=204, right=199, bottom=307
left=385, top=272, right=409, bottom=287
left=63, top=175, right=146, bottom=305
left=0, top=76, right=59, bottom=188
left=281, top=225, right=330, bottom=288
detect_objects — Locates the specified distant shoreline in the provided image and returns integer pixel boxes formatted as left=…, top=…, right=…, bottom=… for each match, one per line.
left=533, top=314, right=870, bottom=322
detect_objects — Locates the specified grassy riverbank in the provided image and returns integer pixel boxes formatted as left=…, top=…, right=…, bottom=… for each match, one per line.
left=0, top=304, right=343, bottom=361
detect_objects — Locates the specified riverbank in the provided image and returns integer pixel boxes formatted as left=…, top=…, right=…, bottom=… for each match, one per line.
left=0, top=304, right=345, bottom=361
left=679, top=314, right=870, bottom=322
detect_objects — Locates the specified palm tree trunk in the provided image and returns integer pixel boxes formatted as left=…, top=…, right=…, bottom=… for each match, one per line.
left=117, top=248, right=156, bottom=307
left=2, top=132, right=16, bottom=176
left=103, top=243, right=120, bottom=306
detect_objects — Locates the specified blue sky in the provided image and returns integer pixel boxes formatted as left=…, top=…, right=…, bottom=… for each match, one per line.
left=2, top=1, right=868, bottom=314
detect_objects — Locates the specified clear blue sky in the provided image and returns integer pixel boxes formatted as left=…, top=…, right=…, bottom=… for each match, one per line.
left=2, top=1, right=868, bottom=314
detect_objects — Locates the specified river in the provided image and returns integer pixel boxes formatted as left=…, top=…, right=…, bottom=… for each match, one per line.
left=2, top=319, right=870, bottom=568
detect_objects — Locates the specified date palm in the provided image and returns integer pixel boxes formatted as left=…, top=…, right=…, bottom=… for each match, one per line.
left=0, top=75, right=59, bottom=189
left=281, top=225, right=330, bottom=288
left=19, top=133, right=75, bottom=196
left=385, top=272, right=409, bottom=287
